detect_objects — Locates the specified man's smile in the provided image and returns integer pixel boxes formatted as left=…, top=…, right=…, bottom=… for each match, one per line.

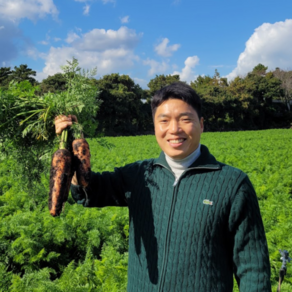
left=168, top=138, right=186, bottom=144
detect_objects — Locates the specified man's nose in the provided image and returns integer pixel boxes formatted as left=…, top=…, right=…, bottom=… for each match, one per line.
left=169, top=120, right=181, bottom=133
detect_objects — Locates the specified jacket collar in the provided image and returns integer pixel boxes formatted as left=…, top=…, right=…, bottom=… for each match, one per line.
left=153, top=144, right=222, bottom=171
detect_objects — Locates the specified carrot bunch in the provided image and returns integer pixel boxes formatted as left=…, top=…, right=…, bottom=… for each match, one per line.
left=49, top=128, right=91, bottom=217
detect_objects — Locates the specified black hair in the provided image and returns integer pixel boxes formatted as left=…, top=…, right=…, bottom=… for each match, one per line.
left=151, top=82, right=202, bottom=118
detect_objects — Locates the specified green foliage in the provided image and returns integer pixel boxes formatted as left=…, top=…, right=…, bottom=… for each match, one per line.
left=0, top=65, right=36, bottom=89
left=0, top=58, right=100, bottom=218
left=0, top=67, right=12, bottom=89
left=147, top=74, right=180, bottom=96
left=39, top=73, right=67, bottom=94
left=190, top=66, right=292, bottom=131
left=94, top=73, right=152, bottom=135
left=273, top=68, right=292, bottom=111
left=9, top=65, right=37, bottom=85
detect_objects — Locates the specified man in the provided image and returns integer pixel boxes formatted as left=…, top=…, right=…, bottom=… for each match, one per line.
left=55, top=82, right=271, bottom=291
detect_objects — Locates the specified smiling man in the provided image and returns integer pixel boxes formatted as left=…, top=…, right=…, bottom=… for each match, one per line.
left=56, top=82, right=271, bottom=292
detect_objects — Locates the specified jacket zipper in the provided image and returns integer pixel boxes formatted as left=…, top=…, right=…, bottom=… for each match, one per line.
left=155, top=163, right=220, bottom=291
left=156, top=164, right=176, bottom=292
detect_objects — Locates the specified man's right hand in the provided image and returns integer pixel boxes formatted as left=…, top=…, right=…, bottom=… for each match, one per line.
left=54, top=114, right=78, bottom=135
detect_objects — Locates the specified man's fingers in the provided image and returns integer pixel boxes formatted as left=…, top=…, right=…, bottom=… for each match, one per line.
left=55, top=121, right=73, bottom=135
left=54, top=115, right=79, bottom=135
left=68, top=115, right=78, bottom=123
left=55, top=115, right=74, bottom=135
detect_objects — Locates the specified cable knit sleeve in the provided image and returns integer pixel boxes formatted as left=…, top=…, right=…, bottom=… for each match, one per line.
left=70, top=160, right=149, bottom=208
left=228, top=176, right=271, bottom=292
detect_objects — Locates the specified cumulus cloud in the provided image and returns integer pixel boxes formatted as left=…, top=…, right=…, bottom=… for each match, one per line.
left=226, top=19, right=292, bottom=80
left=0, top=0, right=58, bottom=22
left=70, top=26, right=141, bottom=51
left=154, top=38, right=180, bottom=57
left=38, top=26, right=142, bottom=80
left=172, top=56, right=199, bottom=83
left=143, top=59, right=169, bottom=76
left=0, top=0, right=58, bottom=65
left=120, top=15, right=129, bottom=24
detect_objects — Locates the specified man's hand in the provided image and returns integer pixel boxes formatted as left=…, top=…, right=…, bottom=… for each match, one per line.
left=54, top=114, right=78, bottom=135
left=54, top=114, right=79, bottom=185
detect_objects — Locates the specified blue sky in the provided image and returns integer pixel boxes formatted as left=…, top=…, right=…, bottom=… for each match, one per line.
left=1, top=0, right=292, bottom=88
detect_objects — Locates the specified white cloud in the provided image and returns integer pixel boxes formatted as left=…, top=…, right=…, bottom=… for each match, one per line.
left=154, top=38, right=180, bottom=57
left=226, top=19, right=292, bottom=80
left=0, top=1, right=58, bottom=65
left=70, top=26, right=142, bottom=51
left=54, top=37, right=61, bottom=42
left=143, top=59, right=169, bottom=76
left=66, top=32, right=81, bottom=43
left=172, top=56, right=199, bottom=83
left=38, top=26, right=141, bottom=80
left=120, top=15, right=129, bottom=24
left=83, top=4, right=90, bottom=15
left=0, top=0, right=58, bottom=22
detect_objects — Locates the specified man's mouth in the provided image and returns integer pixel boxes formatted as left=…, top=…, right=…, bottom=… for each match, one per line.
left=168, top=138, right=186, bottom=144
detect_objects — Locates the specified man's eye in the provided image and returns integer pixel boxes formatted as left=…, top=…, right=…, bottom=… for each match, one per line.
left=182, top=118, right=191, bottom=122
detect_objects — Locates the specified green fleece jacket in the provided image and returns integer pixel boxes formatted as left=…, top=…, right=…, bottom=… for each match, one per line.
left=71, top=145, right=271, bottom=292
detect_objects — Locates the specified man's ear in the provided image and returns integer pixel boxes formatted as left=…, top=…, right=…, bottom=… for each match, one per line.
left=200, top=117, right=204, bottom=133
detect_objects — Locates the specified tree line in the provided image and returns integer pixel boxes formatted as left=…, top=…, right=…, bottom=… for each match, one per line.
left=1, top=63, right=292, bottom=135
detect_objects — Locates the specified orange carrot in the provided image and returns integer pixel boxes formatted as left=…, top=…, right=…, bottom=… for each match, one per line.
left=72, top=138, right=91, bottom=187
left=49, top=129, right=73, bottom=216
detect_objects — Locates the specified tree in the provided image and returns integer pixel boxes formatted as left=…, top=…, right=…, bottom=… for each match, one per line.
left=252, top=63, right=268, bottom=76
left=10, top=64, right=37, bottom=85
left=190, top=70, right=228, bottom=98
left=190, top=71, right=233, bottom=131
left=273, top=68, right=292, bottom=111
left=40, top=73, right=67, bottom=94
left=0, top=67, right=12, bottom=88
left=94, top=74, right=152, bottom=135
left=229, top=65, right=283, bottom=129
left=147, top=74, right=180, bottom=97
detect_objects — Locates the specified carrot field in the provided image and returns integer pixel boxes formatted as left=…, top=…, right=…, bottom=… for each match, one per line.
left=0, top=129, right=292, bottom=291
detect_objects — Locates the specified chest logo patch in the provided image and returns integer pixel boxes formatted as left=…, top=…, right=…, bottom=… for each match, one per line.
left=203, top=199, right=213, bottom=206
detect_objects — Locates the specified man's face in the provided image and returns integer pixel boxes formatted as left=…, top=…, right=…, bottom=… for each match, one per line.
left=154, top=98, right=204, bottom=159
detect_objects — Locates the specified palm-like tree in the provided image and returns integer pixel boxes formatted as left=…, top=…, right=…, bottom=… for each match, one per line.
left=11, top=64, right=37, bottom=85
left=0, top=67, right=12, bottom=88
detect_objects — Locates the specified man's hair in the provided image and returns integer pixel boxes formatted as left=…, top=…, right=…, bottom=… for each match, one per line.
left=151, top=82, right=202, bottom=118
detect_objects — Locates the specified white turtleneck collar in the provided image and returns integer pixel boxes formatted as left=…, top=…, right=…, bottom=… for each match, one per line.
left=165, top=144, right=201, bottom=182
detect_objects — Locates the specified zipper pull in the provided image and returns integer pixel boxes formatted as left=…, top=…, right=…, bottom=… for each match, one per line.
left=173, top=178, right=179, bottom=187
